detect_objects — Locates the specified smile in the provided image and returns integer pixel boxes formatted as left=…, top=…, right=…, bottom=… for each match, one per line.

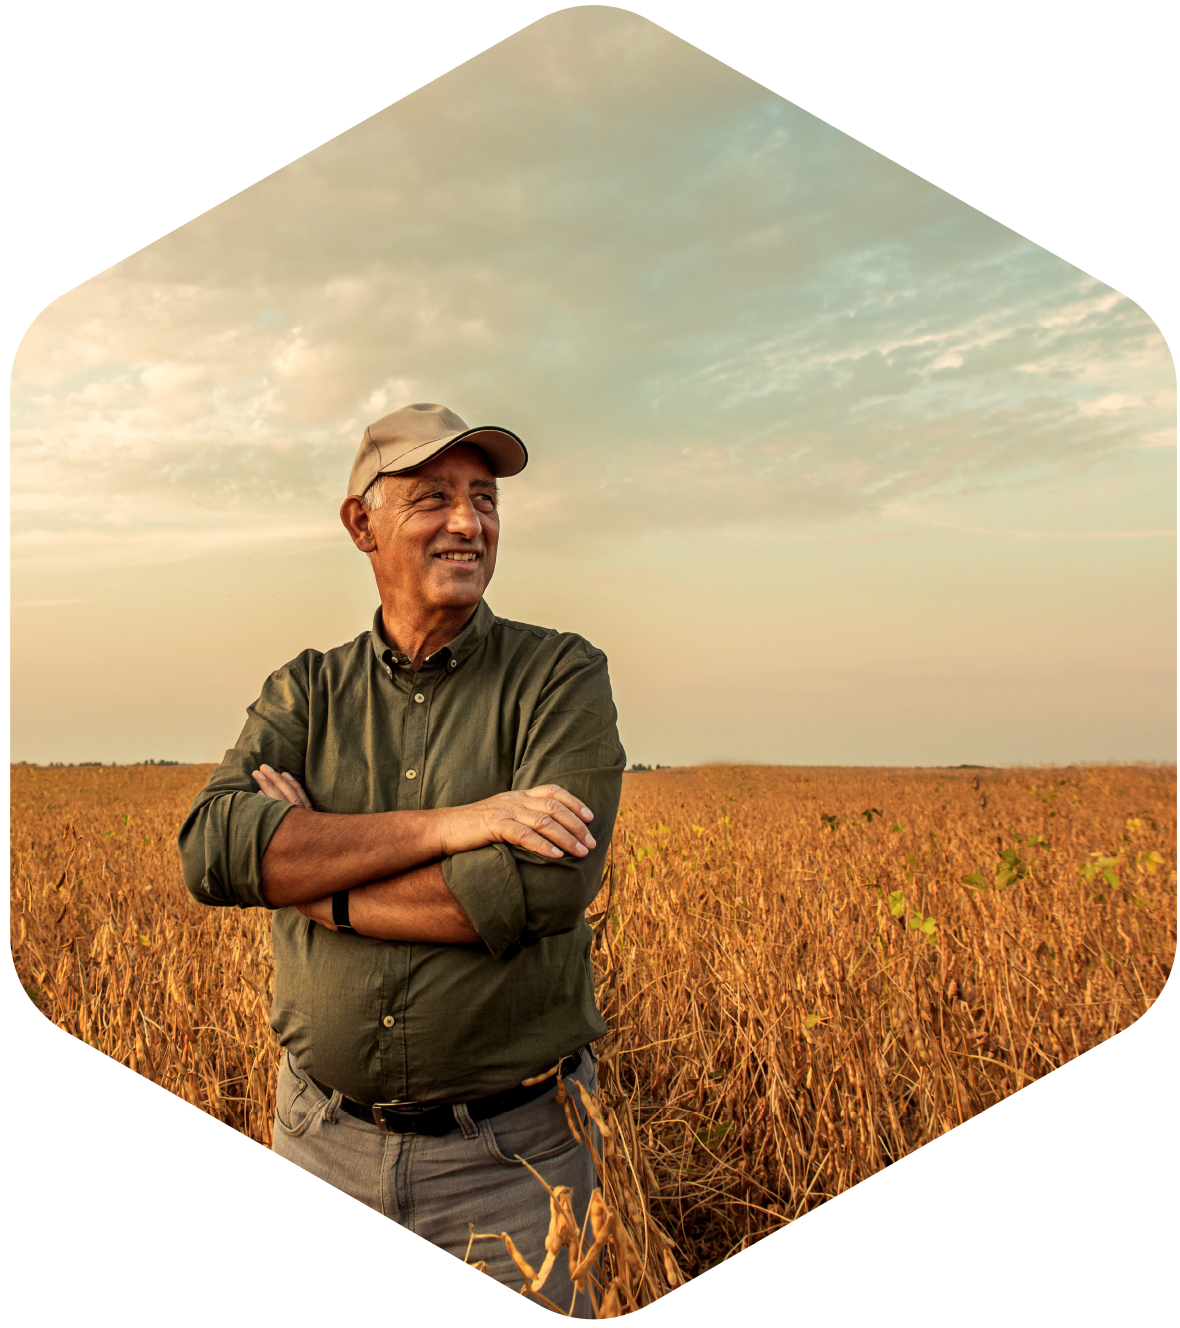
left=436, top=551, right=479, bottom=562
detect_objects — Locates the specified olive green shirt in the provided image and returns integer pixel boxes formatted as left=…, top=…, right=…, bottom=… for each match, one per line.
left=178, top=599, right=624, bottom=1104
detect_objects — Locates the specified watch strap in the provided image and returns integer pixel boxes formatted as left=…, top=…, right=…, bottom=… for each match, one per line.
left=331, top=889, right=356, bottom=934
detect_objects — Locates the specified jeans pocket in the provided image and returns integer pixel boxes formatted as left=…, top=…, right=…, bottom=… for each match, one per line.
left=274, top=1051, right=320, bottom=1138
left=482, top=1090, right=583, bottom=1167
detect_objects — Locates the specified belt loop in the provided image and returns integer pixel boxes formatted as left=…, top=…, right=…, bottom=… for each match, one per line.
left=322, top=1089, right=342, bottom=1125
left=452, top=1102, right=479, bottom=1140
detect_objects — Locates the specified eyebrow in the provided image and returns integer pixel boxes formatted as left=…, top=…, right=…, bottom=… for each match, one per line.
left=407, top=475, right=499, bottom=495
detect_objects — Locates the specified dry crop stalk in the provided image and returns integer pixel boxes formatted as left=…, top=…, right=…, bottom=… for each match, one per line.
left=10, top=761, right=1176, bottom=1295
left=464, top=1068, right=684, bottom=1316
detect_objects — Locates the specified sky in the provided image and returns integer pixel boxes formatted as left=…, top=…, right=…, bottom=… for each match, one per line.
left=10, top=5, right=1176, bottom=767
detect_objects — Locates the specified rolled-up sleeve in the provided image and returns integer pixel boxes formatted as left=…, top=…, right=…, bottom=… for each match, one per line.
left=440, top=640, right=624, bottom=957
left=177, top=657, right=311, bottom=909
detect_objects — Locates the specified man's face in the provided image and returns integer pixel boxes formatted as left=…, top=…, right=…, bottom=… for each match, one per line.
left=348, top=443, right=500, bottom=614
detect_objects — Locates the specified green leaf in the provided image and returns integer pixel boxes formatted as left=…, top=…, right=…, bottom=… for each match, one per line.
left=1101, top=866, right=1120, bottom=888
left=693, top=1122, right=733, bottom=1148
left=961, top=871, right=987, bottom=888
left=805, top=1013, right=820, bottom=1029
left=888, top=890, right=907, bottom=918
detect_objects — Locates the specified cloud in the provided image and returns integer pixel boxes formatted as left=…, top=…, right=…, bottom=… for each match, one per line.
left=10, top=5, right=1174, bottom=571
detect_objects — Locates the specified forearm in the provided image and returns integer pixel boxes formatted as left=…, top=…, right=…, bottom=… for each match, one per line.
left=260, top=807, right=447, bottom=907
left=306, top=863, right=481, bottom=944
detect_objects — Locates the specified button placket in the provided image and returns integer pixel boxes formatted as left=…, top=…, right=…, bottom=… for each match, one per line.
left=401, top=670, right=438, bottom=807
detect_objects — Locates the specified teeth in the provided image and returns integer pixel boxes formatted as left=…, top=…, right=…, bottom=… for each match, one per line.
left=439, top=551, right=478, bottom=561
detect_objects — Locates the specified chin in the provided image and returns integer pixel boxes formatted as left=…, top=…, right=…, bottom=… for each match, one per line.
left=426, top=577, right=487, bottom=608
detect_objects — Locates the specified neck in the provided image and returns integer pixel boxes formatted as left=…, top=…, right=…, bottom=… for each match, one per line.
left=379, top=597, right=479, bottom=672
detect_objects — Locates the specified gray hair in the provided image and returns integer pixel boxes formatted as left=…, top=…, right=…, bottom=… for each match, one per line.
left=361, top=475, right=391, bottom=511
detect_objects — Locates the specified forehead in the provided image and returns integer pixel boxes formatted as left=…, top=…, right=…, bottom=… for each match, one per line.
left=401, top=442, right=496, bottom=487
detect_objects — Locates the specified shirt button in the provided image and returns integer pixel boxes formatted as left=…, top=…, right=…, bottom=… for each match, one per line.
left=406, top=769, right=417, bottom=779
left=382, top=1015, right=395, bottom=1028
left=449, top=660, right=457, bottom=669
left=413, top=693, right=425, bottom=703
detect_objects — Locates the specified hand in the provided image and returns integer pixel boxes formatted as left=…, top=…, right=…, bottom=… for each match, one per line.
left=295, top=894, right=335, bottom=928
left=438, top=784, right=596, bottom=860
left=252, top=765, right=314, bottom=809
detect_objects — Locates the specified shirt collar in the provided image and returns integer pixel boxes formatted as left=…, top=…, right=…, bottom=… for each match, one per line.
left=370, top=598, right=495, bottom=673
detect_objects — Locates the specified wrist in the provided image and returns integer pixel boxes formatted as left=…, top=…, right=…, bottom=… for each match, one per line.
left=331, top=889, right=356, bottom=934
left=430, top=806, right=457, bottom=860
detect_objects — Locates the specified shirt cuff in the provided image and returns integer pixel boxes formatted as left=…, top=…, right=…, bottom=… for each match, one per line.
left=182, top=791, right=294, bottom=910
left=441, top=844, right=527, bottom=959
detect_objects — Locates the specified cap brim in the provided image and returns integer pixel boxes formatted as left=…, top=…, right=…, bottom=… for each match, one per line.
left=380, top=426, right=528, bottom=479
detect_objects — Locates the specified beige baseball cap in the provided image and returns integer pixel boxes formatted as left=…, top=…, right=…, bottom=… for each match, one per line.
left=346, top=402, right=528, bottom=498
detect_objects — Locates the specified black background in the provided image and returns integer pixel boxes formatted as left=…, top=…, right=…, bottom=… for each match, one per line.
left=11, top=7, right=1178, bottom=1317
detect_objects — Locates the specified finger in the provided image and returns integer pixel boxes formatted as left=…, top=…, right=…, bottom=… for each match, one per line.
left=251, top=768, right=287, bottom=799
left=518, top=810, right=590, bottom=856
left=280, top=771, right=314, bottom=810
left=527, top=784, right=594, bottom=822
left=507, top=824, right=566, bottom=858
left=252, top=766, right=301, bottom=805
left=522, top=797, right=597, bottom=848
left=255, top=771, right=298, bottom=804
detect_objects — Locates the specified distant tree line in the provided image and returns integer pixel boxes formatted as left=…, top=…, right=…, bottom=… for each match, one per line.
left=12, top=759, right=182, bottom=767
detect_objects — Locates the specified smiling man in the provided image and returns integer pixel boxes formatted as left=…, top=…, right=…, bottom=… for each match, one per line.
left=178, top=403, right=625, bottom=1315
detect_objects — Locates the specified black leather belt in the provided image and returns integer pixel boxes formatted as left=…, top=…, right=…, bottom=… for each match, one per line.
left=309, top=1049, right=584, bottom=1135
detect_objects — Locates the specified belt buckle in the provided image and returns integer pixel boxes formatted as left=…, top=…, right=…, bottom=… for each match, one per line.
left=370, top=1100, right=414, bottom=1133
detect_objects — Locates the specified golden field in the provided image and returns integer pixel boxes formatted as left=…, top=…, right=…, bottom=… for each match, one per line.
left=9, top=761, right=1176, bottom=1300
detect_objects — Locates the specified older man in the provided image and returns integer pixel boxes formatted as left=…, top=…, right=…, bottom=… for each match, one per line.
left=178, top=402, right=624, bottom=1315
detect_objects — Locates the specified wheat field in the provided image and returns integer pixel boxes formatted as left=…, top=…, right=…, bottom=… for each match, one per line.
left=9, top=761, right=1176, bottom=1304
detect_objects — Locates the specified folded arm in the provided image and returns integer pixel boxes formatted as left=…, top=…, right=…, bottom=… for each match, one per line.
left=297, top=862, right=480, bottom=944
left=177, top=639, right=624, bottom=956
left=251, top=766, right=596, bottom=944
left=252, top=764, right=595, bottom=908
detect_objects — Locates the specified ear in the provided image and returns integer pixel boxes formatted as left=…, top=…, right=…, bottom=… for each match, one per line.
left=340, top=497, right=377, bottom=553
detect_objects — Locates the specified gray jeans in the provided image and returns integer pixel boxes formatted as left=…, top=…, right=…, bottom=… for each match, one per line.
left=272, top=1047, right=601, bottom=1316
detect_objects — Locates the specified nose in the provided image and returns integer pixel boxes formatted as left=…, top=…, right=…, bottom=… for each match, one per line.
left=446, top=493, right=482, bottom=539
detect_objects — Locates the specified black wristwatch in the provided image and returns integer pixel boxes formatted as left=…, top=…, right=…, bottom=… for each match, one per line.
left=332, top=889, right=357, bottom=934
